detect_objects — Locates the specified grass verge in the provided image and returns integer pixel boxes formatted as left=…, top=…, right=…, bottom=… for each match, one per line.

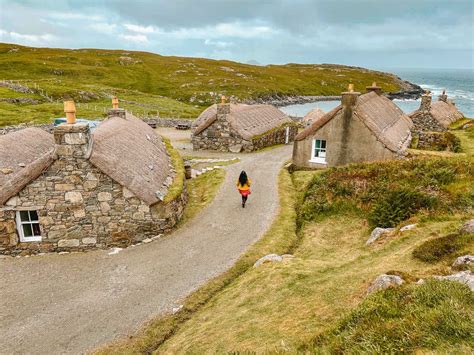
left=178, top=169, right=226, bottom=226
left=162, top=138, right=185, bottom=204
left=96, top=167, right=298, bottom=354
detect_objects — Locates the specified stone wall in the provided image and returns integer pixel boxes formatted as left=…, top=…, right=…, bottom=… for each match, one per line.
left=0, top=123, right=187, bottom=255
left=412, top=131, right=461, bottom=152
left=410, top=111, right=446, bottom=133
left=144, top=117, right=195, bottom=128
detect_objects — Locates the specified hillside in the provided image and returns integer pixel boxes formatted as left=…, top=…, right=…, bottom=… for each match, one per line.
left=0, top=42, right=420, bottom=127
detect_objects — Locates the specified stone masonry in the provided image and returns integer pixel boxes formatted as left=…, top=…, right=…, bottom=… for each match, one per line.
left=0, top=122, right=187, bottom=255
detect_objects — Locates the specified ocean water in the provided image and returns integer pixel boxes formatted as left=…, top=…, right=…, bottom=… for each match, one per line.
left=280, top=68, right=474, bottom=118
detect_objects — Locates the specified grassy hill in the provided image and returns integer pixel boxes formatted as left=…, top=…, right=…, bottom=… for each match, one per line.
left=0, top=42, right=416, bottom=127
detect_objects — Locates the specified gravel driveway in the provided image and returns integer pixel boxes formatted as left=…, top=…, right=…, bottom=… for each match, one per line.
left=0, top=145, right=292, bottom=354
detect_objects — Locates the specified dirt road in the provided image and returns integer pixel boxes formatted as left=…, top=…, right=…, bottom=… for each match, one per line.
left=0, top=145, right=292, bottom=354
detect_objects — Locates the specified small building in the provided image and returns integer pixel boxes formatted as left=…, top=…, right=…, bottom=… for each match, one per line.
left=191, top=98, right=298, bottom=152
left=409, top=90, right=465, bottom=132
left=0, top=101, right=186, bottom=255
left=292, top=84, right=413, bottom=168
left=302, top=107, right=325, bottom=127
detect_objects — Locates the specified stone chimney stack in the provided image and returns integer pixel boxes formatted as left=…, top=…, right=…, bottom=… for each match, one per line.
left=341, top=84, right=360, bottom=109
left=54, top=101, right=92, bottom=159
left=108, top=96, right=126, bottom=119
left=366, top=82, right=382, bottom=95
left=420, top=90, right=432, bottom=112
left=217, top=95, right=230, bottom=121
left=438, top=89, right=448, bottom=103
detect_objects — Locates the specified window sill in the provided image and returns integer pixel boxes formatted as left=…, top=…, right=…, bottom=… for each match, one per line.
left=309, top=159, right=327, bottom=165
left=20, top=236, right=42, bottom=243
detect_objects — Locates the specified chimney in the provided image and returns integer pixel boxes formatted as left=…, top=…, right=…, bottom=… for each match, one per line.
left=366, top=82, right=382, bottom=95
left=107, top=96, right=126, bottom=119
left=216, top=95, right=230, bottom=119
left=420, top=90, right=432, bottom=112
left=54, top=101, right=92, bottom=159
left=438, top=89, right=448, bottom=103
left=64, top=100, right=76, bottom=124
left=341, top=84, right=360, bottom=109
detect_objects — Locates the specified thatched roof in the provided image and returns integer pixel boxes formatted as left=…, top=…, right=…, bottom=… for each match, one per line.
left=90, top=114, right=170, bottom=205
left=0, top=114, right=171, bottom=207
left=296, top=92, right=413, bottom=153
left=194, top=104, right=293, bottom=140
left=0, top=128, right=55, bottom=205
left=430, top=100, right=464, bottom=127
left=303, top=107, right=325, bottom=123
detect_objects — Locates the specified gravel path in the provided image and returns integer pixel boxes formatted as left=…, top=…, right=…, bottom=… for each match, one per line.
left=0, top=145, right=292, bottom=354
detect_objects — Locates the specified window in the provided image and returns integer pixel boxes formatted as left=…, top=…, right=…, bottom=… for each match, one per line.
left=310, top=139, right=327, bottom=164
left=16, top=210, right=42, bottom=242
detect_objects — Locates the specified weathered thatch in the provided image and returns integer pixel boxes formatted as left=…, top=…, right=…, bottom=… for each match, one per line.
left=430, top=101, right=464, bottom=127
left=296, top=92, right=413, bottom=153
left=0, top=128, right=55, bottom=205
left=90, top=114, right=170, bottom=206
left=303, top=107, right=325, bottom=125
left=194, top=104, right=293, bottom=140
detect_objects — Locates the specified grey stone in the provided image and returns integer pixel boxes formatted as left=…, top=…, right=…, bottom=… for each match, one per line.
left=452, top=255, right=474, bottom=268
left=229, top=144, right=243, bottom=153
left=65, top=191, right=83, bottom=204
left=435, top=271, right=474, bottom=291
left=368, top=274, right=404, bottom=293
left=97, top=192, right=112, bottom=202
left=254, top=253, right=283, bottom=267
left=400, top=224, right=417, bottom=232
left=57, top=239, right=80, bottom=248
left=460, top=219, right=474, bottom=234
left=142, top=238, right=152, bottom=243
left=366, top=227, right=395, bottom=245
left=82, top=237, right=97, bottom=245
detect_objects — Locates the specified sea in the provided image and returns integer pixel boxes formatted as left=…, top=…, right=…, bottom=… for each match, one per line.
left=280, top=68, right=474, bottom=119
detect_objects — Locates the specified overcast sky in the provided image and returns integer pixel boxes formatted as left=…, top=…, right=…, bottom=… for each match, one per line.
left=0, top=0, right=472, bottom=69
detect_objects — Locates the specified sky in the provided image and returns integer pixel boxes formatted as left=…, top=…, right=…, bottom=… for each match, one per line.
left=0, top=0, right=473, bottom=69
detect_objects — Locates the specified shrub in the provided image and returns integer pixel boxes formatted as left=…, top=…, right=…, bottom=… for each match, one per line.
left=368, top=188, right=435, bottom=228
left=413, top=233, right=473, bottom=263
left=309, top=280, right=474, bottom=353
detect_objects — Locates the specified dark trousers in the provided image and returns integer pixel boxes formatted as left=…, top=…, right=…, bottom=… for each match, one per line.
left=242, top=195, right=248, bottom=204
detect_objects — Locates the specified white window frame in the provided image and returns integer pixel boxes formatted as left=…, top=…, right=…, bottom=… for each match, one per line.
left=310, top=139, right=327, bottom=164
left=15, top=210, right=42, bottom=242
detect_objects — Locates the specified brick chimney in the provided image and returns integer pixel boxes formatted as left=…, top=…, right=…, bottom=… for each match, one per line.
left=366, top=82, right=382, bottom=95
left=54, top=101, right=92, bottom=159
left=216, top=95, right=230, bottom=120
left=108, top=96, right=126, bottom=119
left=420, top=90, right=432, bottom=112
left=438, top=89, right=448, bottom=103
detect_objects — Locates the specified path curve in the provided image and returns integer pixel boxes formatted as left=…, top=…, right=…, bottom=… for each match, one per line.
left=0, top=145, right=292, bottom=354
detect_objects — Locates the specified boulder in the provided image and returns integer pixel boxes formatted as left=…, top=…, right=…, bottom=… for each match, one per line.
left=229, top=144, right=243, bottom=153
left=452, top=255, right=474, bottom=268
left=368, top=274, right=404, bottom=293
left=366, top=227, right=394, bottom=245
left=460, top=219, right=474, bottom=234
left=435, top=271, right=474, bottom=291
left=400, top=224, right=417, bottom=232
left=254, top=254, right=283, bottom=267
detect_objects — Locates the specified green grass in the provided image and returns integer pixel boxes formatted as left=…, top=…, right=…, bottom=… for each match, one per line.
left=311, top=280, right=474, bottom=353
left=454, top=126, right=474, bottom=156
left=0, top=42, right=412, bottom=127
left=449, top=117, right=473, bottom=130
left=96, top=167, right=298, bottom=354
left=179, top=169, right=226, bottom=225
left=413, top=232, right=473, bottom=264
left=162, top=138, right=185, bottom=204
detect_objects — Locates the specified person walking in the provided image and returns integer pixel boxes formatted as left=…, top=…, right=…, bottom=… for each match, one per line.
left=236, top=170, right=251, bottom=208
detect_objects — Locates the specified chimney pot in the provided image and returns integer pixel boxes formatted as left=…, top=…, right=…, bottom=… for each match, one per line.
left=348, top=84, right=354, bottom=92
left=64, top=100, right=76, bottom=124
left=112, top=96, right=119, bottom=109
left=221, top=95, right=226, bottom=104
left=438, top=89, right=448, bottom=103
left=366, top=82, right=382, bottom=95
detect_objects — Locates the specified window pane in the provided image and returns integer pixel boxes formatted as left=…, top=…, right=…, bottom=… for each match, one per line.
left=20, top=211, right=30, bottom=222
left=321, top=140, right=326, bottom=148
left=32, top=223, right=41, bottom=236
left=23, top=224, right=33, bottom=237
left=315, top=140, right=321, bottom=148
left=320, top=150, right=326, bottom=158
left=29, top=210, right=39, bottom=221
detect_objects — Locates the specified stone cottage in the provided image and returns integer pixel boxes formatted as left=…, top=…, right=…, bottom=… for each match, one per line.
left=0, top=102, right=186, bottom=255
left=192, top=97, right=298, bottom=152
left=292, top=84, right=413, bottom=168
left=409, top=90, right=465, bottom=132
left=302, top=107, right=325, bottom=127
